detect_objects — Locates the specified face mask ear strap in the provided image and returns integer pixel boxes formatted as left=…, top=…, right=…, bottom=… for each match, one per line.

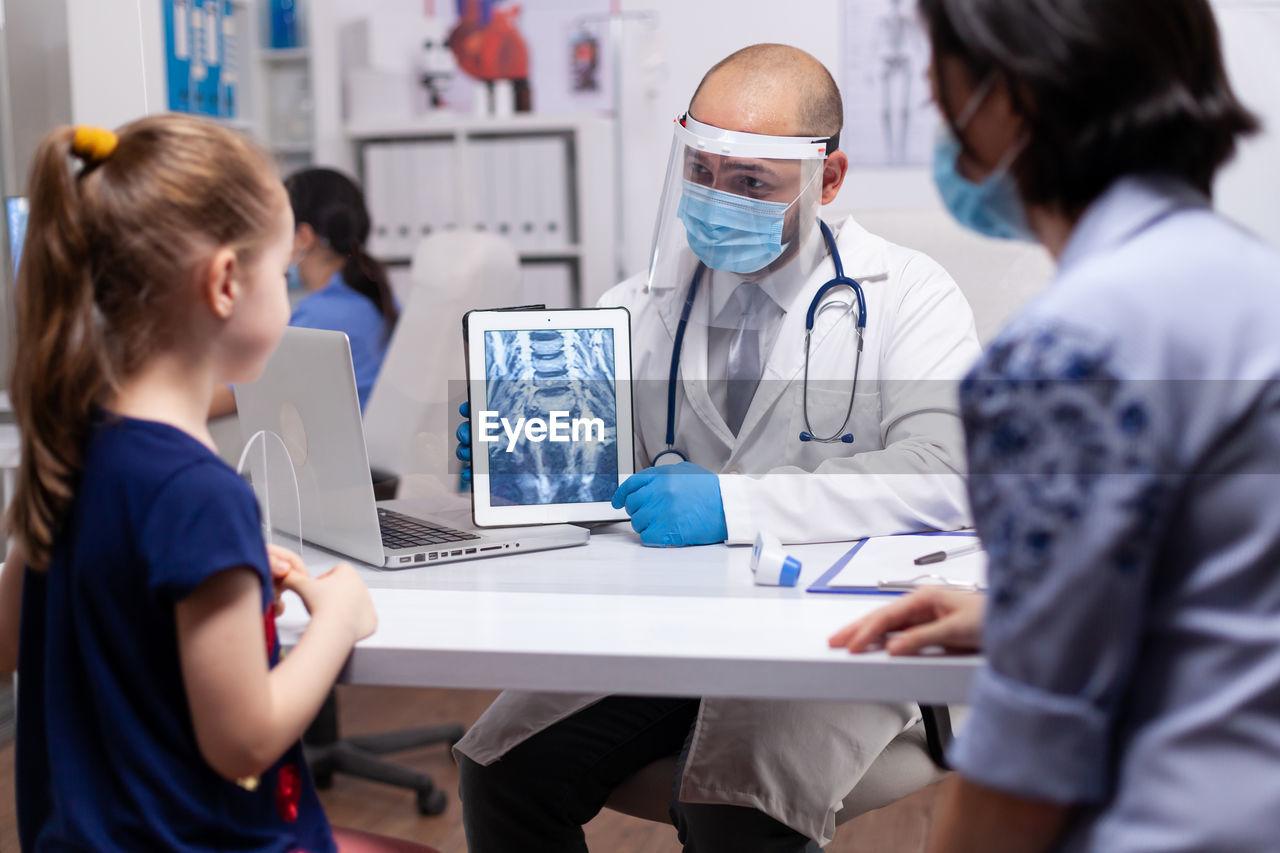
left=954, top=73, right=999, bottom=131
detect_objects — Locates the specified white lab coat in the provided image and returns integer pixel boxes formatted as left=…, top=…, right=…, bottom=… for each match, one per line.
left=454, top=215, right=982, bottom=844
left=607, top=213, right=980, bottom=544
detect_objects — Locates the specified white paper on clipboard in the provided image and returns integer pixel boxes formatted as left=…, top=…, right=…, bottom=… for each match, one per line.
left=824, top=534, right=988, bottom=590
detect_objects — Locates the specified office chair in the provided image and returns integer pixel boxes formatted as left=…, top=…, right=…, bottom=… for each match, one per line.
left=362, top=232, right=522, bottom=499
left=303, top=690, right=464, bottom=815
left=604, top=706, right=954, bottom=828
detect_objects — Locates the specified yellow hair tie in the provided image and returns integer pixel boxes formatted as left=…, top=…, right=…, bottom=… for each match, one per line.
left=72, top=126, right=119, bottom=163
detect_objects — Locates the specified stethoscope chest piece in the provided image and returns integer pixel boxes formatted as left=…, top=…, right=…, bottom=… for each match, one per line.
left=652, top=448, right=686, bottom=466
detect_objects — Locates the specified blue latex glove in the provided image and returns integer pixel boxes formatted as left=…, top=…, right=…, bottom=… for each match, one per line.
left=456, top=401, right=472, bottom=491
left=611, top=462, right=728, bottom=547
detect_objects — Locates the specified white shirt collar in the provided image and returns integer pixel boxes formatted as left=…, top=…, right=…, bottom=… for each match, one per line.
left=707, top=222, right=828, bottom=324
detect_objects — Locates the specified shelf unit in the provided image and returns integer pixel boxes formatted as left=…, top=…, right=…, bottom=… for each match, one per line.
left=222, top=0, right=332, bottom=174
left=347, top=114, right=618, bottom=310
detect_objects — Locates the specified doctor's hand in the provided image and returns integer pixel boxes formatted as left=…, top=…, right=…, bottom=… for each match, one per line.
left=456, top=401, right=472, bottom=490
left=828, top=587, right=986, bottom=656
left=611, top=462, right=729, bottom=547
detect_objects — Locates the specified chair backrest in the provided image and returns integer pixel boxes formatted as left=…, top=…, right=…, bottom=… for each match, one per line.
left=835, top=207, right=1057, bottom=344
left=362, top=232, right=522, bottom=497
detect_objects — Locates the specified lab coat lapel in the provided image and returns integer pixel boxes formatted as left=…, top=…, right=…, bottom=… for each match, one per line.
left=734, top=217, right=888, bottom=446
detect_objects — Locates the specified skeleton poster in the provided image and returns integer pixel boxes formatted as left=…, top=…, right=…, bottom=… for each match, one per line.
left=841, top=0, right=938, bottom=167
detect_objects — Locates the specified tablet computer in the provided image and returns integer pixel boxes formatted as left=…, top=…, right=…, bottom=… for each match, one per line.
left=464, top=307, right=634, bottom=527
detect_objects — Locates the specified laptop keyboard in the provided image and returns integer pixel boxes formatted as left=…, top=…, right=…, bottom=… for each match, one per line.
left=378, top=508, right=482, bottom=550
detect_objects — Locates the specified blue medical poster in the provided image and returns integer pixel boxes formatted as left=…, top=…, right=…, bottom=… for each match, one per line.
left=163, top=0, right=194, bottom=112
left=482, top=328, right=618, bottom=505
left=163, top=0, right=237, bottom=119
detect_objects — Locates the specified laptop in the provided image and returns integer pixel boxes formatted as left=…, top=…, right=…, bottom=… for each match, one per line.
left=234, top=327, right=589, bottom=568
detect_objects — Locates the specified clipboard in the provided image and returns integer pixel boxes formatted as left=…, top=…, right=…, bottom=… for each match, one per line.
left=807, top=531, right=984, bottom=596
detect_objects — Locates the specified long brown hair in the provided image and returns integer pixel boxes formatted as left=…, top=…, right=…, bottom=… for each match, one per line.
left=6, top=115, right=282, bottom=570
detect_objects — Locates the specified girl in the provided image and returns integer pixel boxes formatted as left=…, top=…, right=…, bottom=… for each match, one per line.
left=0, top=116, right=431, bottom=852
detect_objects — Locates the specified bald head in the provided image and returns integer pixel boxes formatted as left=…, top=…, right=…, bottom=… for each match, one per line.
left=688, top=44, right=843, bottom=146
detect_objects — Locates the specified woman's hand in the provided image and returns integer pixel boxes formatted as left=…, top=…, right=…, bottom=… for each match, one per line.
left=828, top=587, right=986, bottom=656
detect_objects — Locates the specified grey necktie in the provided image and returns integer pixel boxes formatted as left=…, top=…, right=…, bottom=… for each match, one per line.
left=725, top=282, right=767, bottom=435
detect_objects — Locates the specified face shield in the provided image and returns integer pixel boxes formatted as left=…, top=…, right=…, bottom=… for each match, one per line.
left=646, top=114, right=831, bottom=293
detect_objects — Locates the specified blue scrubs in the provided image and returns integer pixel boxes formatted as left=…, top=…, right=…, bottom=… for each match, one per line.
left=950, top=176, right=1280, bottom=851
left=290, top=272, right=391, bottom=410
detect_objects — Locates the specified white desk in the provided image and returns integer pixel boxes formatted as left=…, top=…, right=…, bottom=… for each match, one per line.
left=279, top=500, right=981, bottom=705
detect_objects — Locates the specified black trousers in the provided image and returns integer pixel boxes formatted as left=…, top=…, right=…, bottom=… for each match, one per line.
left=458, top=695, right=821, bottom=853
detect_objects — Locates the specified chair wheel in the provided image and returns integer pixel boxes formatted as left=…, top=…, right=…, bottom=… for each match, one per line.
left=416, top=788, right=447, bottom=816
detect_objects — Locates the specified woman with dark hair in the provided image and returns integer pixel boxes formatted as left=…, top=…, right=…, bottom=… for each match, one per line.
left=208, top=168, right=399, bottom=418
left=286, top=168, right=399, bottom=410
left=830, top=1, right=1280, bottom=850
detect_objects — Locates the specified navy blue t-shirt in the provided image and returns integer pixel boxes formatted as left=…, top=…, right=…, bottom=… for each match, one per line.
left=16, top=415, right=335, bottom=852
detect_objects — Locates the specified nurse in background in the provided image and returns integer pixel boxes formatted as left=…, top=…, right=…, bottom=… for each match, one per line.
left=209, top=168, right=398, bottom=416
left=286, top=168, right=398, bottom=410
left=831, top=1, right=1280, bottom=851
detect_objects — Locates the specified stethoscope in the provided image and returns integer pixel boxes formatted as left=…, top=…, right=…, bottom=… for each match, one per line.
left=652, top=220, right=867, bottom=466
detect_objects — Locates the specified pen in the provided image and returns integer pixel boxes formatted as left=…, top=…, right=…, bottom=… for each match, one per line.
left=913, top=541, right=984, bottom=565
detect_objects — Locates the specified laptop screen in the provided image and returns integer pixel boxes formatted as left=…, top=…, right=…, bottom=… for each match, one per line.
left=6, top=197, right=28, bottom=278
left=482, top=327, right=620, bottom=507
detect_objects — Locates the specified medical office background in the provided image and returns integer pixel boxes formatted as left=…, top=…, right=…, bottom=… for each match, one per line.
left=0, top=0, right=1279, bottom=346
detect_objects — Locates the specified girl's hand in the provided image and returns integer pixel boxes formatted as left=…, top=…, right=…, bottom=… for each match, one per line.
left=828, top=587, right=986, bottom=656
left=266, top=545, right=307, bottom=616
left=279, top=562, right=378, bottom=645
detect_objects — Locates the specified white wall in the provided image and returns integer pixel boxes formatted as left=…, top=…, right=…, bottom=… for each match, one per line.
left=65, top=0, right=165, bottom=129
left=0, top=0, right=163, bottom=192
left=1212, top=0, right=1280, bottom=249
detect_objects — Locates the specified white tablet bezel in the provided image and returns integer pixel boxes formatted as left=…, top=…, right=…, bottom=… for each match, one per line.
left=466, top=307, right=634, bottom=527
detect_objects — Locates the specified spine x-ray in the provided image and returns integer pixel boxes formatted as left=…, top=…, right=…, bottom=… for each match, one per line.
left=484, top=328, right=618, bottom=505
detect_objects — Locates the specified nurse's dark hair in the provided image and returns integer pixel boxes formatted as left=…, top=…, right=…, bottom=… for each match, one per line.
left=284, top=168, right=398, bottom=338
left=919, top=0, right=1260, bottom=215
left=6, top=115, right=281, bottom=570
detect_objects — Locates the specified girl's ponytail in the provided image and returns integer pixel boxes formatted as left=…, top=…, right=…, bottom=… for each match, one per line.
left=5, top=116, right=280, bottom=571
left=7, top=127, right=113, bottom=569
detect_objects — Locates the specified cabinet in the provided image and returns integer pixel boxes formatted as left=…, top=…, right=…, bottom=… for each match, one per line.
left=349, top=115, right=619, bottom=309
left=223, top=0, right=335, bottom=173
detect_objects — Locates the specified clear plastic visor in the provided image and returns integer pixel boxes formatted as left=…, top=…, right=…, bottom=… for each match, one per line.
left=646, top=120, right=825, bottom=295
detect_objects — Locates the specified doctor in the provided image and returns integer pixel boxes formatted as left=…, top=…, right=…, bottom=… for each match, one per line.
left=456, top=45, right=982, bottom=852
left=460, top=53, right=981, bottom=547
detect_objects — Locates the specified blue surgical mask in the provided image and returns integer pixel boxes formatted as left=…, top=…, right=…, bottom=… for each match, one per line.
left=677, top=181, right=790, bottom=274
left=931, top=73, right=1034, bottom=243
left=286, top=262, right=303, bottom=290
left=932, top=127, right=1033, bottom=242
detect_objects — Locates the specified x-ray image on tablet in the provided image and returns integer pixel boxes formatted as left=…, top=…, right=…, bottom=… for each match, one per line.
left=484, top=328, right=617, bottom=505
left=465, top=308, right=634, bottom=527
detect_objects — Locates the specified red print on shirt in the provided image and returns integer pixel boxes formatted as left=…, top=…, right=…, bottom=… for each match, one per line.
left=264, top=607, right=278, bottom=659
left=276, top=763, right=301, bottom=823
